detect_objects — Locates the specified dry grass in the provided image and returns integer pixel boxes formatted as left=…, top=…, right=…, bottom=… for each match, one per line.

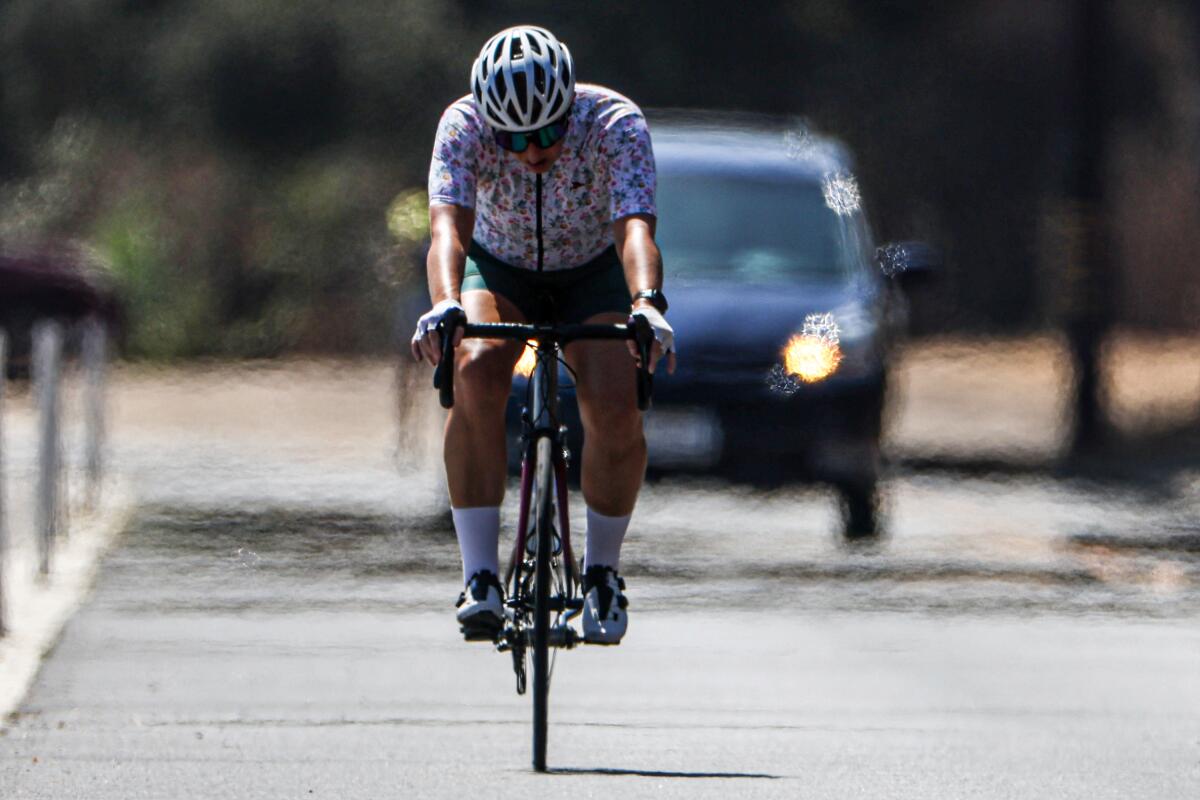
left=887, top=332, right=1200, bottom=459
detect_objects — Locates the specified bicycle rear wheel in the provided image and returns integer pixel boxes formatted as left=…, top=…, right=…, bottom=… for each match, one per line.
left=530, top=434, right=554, bottom=771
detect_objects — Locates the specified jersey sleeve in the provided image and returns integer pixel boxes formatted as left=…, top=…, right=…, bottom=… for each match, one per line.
left=598, top=108, right=657, bottom=222
left=427, top=102, right=482, bottom=209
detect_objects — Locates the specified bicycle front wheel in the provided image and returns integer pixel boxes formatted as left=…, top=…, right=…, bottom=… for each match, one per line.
left=531, top=434, right=554, bottom=772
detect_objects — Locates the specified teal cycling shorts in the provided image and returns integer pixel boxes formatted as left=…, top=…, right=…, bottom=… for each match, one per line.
left=462, top=240, right=631, bottom=324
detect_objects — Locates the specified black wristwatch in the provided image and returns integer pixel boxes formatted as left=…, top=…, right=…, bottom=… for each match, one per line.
left=632, top=289, right=669, bottom=314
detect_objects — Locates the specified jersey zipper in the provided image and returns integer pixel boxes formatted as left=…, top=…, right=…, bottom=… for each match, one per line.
left=535, top=173, right=544, bottom=272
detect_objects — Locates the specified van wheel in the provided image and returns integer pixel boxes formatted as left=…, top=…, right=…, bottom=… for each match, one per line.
left=837, top=480, right=881, bottom=541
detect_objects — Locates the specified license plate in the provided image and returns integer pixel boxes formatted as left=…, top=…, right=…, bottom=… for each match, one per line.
left=643, top=407, right=724, bottom=467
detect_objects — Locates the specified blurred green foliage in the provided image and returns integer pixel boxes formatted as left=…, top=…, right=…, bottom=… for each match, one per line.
left=0, top=1, right=1192, bottom=357
left=94, top=192, right=215, bottom=359
left=0, top=0, right=461, bottom=358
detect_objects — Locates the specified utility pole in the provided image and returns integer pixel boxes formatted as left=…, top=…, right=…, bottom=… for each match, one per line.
left=1067, top=0, right=1115, bottom=454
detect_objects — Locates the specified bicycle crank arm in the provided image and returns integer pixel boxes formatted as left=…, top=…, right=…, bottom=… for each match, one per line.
left=526, top=624, right=581, bottom=649
left=509, top=596, right=582, bottom=615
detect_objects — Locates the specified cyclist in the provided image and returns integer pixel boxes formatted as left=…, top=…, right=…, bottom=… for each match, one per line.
left=411, top=25, right=675, bottom=645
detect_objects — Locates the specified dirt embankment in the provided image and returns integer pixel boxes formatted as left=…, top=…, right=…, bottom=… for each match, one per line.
left=888, top=333, right=1200, bottom=461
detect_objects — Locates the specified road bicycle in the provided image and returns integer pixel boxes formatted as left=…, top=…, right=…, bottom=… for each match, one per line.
left=433, top=308, right=653, bottom=772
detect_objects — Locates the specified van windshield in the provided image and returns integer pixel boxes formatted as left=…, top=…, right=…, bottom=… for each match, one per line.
left=654, top=173, right=858, bottom=283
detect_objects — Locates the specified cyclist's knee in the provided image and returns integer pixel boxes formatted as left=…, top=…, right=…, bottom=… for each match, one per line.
left=582, top=396, right=643, bottom=448
left=454, top=344, right=516, bottom=407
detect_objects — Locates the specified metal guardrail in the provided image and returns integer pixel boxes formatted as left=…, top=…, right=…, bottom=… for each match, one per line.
left=81, top=317, right=106, bottom=510
left=34, top=319, right=64, bottom=575
left=0, top=317, right=108, bottom=638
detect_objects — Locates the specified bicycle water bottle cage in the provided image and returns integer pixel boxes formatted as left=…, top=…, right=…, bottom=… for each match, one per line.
left=525, top=528, right=562, bottom=558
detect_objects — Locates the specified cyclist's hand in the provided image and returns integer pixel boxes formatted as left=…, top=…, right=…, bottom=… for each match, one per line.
left=628, top=306, right=676, bottom=375
left=411, top=299, right=465, bottom=365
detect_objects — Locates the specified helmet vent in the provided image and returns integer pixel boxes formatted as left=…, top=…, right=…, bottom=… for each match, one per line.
left=470, top=26, right=575, bottom=132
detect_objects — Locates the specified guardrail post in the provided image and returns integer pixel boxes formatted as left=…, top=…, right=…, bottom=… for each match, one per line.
left=81, top=316, right=107, bottom=508
left=0, top=330, right=7, bottom=636
left=33, top=320, right=64, bottom=576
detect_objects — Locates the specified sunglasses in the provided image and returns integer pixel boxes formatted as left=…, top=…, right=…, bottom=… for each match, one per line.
left=493, top=114, right=570, bottom=153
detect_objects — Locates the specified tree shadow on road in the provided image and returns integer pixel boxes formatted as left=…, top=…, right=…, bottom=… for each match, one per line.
left=894, top=413, right=1200, bottom=500
left=549, top=766, right=780, bottom=779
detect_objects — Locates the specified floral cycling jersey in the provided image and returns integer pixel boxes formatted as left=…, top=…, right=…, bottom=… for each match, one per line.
left=428, top=84, right=657, bottom=272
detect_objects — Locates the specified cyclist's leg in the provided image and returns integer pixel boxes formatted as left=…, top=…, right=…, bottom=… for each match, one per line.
left=557, top=247, right=645, bottom=560
left=550, top=249, right=637, bottom=642
left=564, top=312, right=640, bottom=643
left=447, top=288, right=524, bottom=636
left=445, top=288, right=525, bottom=510
left=563, top=312, right=647, bottom=520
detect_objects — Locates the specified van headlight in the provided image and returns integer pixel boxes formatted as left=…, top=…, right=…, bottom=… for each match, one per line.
left=781, top=333, right=842, bottom=383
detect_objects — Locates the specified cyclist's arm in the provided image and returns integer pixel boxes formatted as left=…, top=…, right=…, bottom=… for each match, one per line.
left=614, top=213, right=675, bottom=373
left=415, top=204, right=475, bottom=364
left=613, top=213, right=662, bottom=301
left=427, top=204, right=475, bottom=306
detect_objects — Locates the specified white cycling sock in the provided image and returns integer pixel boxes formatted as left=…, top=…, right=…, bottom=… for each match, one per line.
left=451, top=506, right=500, bottom=585
left=584, top=507, right=632, bottom=571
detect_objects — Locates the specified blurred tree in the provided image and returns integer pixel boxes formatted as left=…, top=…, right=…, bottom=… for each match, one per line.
left=208, top=27, right=347, bottom=157
left=0, top=0, right=1192, bottom=363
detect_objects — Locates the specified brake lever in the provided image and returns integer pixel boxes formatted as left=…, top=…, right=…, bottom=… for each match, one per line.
left=432, top=307, right=467, bottom=409
left=630, top=314, right=654, bottom=411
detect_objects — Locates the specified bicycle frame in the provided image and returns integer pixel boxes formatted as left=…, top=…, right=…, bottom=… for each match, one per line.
left=511, top=340, right=579, bottom=600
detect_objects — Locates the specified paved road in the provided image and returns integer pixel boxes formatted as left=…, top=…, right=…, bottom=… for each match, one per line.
left=2, top=361, right=1199, bottom=797
left=2, top=498, right=1198, bottom=799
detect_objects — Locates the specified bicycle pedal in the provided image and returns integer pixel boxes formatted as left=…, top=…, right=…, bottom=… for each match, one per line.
left=459, top=619, right=502, bottom=642
left=582, top=637, right=622, bottom=647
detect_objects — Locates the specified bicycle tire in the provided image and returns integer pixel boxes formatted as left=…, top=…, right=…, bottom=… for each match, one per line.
left=531, top=434, right=554, bottom=772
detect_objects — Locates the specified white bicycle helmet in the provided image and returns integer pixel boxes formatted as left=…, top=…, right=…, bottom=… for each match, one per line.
left=470, top=25, right=575, bottom=132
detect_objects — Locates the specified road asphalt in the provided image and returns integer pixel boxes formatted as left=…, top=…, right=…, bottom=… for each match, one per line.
left=2, top=359, right=1198, bottom=797
left=2, top=503, right=1197, bottom=799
